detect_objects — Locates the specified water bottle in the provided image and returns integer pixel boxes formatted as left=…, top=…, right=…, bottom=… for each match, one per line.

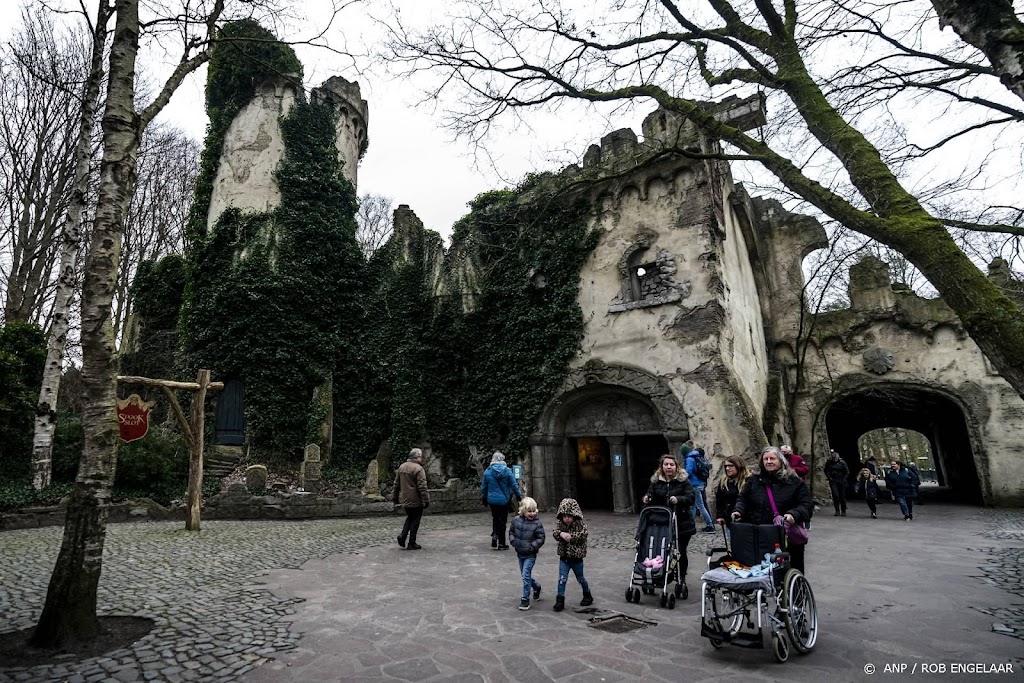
left=771, top=543, right=783, bottom=565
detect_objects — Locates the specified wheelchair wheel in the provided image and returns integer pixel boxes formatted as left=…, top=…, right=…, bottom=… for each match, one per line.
left=781, top=570, right=818, bottom=653
left=708, top=589, right=743, bottom=636
left=772, top=632, right=789, bottom=663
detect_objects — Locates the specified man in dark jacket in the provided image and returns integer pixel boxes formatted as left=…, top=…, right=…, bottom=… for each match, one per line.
left=393, top=448, right=430, bottom=549
left=824, top=450, right=850, bottom=516
left=885, top=461, right=917, bottom=521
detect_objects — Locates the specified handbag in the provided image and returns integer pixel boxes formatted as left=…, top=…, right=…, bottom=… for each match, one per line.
left=765, top=485, right=810, bottom=545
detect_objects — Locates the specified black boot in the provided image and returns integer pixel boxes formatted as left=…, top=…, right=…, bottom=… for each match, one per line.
left=553, top=595, right=565, bottom=612
left=580, top=592, right=593, bottom=607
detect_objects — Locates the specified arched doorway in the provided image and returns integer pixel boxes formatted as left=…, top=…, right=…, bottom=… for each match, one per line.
left=824, top=385, right=984, bottom=504
left=530, top=361, right=689, bottom=512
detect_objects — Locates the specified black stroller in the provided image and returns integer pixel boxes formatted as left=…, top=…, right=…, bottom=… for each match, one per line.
left=624, top=505, right=686, bottom=608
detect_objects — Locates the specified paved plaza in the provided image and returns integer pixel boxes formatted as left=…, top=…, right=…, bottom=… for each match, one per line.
left=0, top=504, right=1022, bottom=683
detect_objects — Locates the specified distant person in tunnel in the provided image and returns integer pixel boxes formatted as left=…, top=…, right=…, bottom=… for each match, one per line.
left=824, top=449, right=850, bottom=516
left=885, top=461, right=917, bottom=521
left=853, top=468, right=880, bottom=518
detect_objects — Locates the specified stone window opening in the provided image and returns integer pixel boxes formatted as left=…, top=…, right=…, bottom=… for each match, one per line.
left=630, top=262, right=659, bottom=301
left=610, top=234, right=689, bottom=313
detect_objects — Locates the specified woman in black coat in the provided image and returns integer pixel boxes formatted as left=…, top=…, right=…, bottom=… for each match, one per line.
left=642, top=454, right=696, bottom=582
left=732, top=446, right=814, bottom=574
left=713, top=454, right=751, bottom=527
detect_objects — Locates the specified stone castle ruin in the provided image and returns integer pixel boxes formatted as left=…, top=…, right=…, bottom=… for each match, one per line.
left=202, top=72, right=1024, bottom=509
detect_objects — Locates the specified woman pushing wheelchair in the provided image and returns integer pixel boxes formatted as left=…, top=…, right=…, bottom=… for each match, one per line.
left=731, top=446, right=814, bottom=574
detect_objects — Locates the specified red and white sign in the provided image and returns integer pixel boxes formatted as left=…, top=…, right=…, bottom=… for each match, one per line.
left=116, top=394, right=155, bottom=443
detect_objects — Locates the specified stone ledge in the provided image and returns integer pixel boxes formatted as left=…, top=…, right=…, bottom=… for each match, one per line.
left=0, top=480, right=483, bottom=531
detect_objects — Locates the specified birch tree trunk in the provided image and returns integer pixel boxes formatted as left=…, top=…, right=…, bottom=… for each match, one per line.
left=30, top=0, right=141, bottom=646
left=31, top=0, right=220, bottom=646
left=31, top=2, right=110, bottom=491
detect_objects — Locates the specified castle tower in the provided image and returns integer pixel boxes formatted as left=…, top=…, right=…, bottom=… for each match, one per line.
left=205, top=75, right=369, bottom=231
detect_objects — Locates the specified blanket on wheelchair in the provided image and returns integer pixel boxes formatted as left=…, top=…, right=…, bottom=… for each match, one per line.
left=701, top=567, right=774, bottom=590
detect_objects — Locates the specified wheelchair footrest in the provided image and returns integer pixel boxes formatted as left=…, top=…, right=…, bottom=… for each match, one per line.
left=701, top=621, right=764, bottom=649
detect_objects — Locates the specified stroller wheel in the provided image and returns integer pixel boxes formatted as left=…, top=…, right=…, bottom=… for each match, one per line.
left=709, top=637, right=724, bottom=649
left=625, top=588, right=633, bottom=603
left=674, top=583, right=683, bottom=598
left=632, top=588, right=642, bottom=603
left=682, top=584, right=689, bottom=600
left=667, top=594, right=676, bottom=610
left=659, top=594, right=668, bottom=608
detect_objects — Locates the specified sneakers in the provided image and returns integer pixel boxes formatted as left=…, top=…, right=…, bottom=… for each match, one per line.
left=407, top=542, right=423, bottom=549
left=702, top=526, right=715, bottom=533
left=833, top=511, right=841, bottom=516
left=491, top=534, right=498, bottom=548
left=871, top=512, right=877, bottom=519
left=519, top=598, right=531, bottom=611
left=397, top=535, right=406, bottom=548
left=533, top=585, right=542, bottom=601
left=497, top=544, right=510, bottom=551
left=841, top=510, right=846, bottom=517
left=903, top=516, right=910, bottom=522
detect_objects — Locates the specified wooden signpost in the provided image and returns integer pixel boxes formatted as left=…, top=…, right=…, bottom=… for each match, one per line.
left=117, top=370, right=224, bottom=531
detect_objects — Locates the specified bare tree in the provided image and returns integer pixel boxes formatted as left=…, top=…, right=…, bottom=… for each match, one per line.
left=29, top=0, right=360, bottom=648
left=387, top=0, right=1024, bottom=402
left=0, top=8, right=91, bottom=327
left=113, top=123, right=199, bottom=347
left=356, top=192, right=394, bottom=258
left=27, top=0, right=108, bottom=491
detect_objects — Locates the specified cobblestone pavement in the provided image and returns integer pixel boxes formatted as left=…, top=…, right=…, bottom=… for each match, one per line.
left=0, top=505, right=1022, bottom=683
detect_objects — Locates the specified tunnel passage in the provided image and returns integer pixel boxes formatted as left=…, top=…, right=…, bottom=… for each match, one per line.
left=824, top=386, right=983, bottom=504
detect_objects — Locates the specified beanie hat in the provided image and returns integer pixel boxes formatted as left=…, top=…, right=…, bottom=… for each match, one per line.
left=491, top=451, right=505, bottom=464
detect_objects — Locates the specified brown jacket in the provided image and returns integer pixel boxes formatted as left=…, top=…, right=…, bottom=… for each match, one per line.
left=393, top=460, right=429, bottom=508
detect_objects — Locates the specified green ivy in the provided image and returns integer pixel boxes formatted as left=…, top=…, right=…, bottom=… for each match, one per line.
left=334, top=177, right=598, bottom=472
left=0, top=323, right=46, bottom=479
left=182, top=70, right=364, bottom=460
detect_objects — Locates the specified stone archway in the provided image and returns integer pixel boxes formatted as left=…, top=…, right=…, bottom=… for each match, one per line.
left=820, top=383, right=987, bottom=504
left=528, top=360, right=688, bottom=511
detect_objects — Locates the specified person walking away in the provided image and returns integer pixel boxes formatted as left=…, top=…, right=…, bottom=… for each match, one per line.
left=732, top=446, right=813, bottom=574
left=907, top=463, right=923, bottom=505
left=853, top=468, right=880, bottom=518
left=508, top=496, right=545, bottom=610
left=393, top=448, right=430, bottom=549
left=683, top=448, right=715, bottom=532
left=482, top=451, right=521, bottom=550
left=824, top=450, right=850, bottom=516
left=642, top=454, right=696, bottom=590
left=885, top=461, right=917, bottom=521
left=714, top=455, right=750, bottom=530
left=552, top=498, right=592, bottom=611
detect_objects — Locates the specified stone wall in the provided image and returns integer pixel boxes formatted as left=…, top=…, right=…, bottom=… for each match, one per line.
left=0, top=479, right=482, bottom=531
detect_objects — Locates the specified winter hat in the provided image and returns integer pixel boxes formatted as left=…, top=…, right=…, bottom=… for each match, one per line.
left=491, top=451, right=506, bottom=464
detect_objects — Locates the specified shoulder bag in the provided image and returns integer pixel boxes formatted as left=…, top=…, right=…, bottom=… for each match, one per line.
left=766, top=484, right=809, bottom=545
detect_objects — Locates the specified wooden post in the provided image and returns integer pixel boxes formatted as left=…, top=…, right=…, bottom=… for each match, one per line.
left=185, top=370, right=210, bottom=531
left=117, top=371, right=222, bottom=531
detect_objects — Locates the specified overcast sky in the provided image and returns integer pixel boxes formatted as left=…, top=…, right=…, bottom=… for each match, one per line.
left=155, top=0, right=632, bottom=242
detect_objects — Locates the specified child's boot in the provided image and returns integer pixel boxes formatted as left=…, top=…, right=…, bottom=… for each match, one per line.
left=553, top=595, right=565, bottom=612
left=580, top=592, right=593, bottom=607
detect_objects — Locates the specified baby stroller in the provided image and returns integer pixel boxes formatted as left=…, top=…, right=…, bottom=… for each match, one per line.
left=624, top=505, right=686, bottom=608
left=699, top=523, right=818, bottom=662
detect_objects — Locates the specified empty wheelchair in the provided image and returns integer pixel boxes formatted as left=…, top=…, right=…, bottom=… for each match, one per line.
left=699, top=523, right=817, bottom=663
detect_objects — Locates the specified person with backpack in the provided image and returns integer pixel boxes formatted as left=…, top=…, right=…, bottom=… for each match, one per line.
left=683, top=448, right=715, bottom=532
left=482, top=452, right=521, bottom=550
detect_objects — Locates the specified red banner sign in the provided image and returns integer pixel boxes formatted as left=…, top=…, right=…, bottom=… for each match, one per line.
left=116, top=394, right=155, bottom=443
